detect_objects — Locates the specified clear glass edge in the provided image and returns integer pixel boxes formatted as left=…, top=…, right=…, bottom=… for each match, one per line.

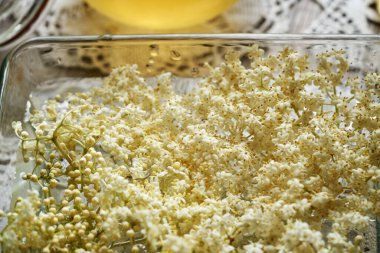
left=1, top=33, right=380, bottom=126
left=0, top=0, right=50, bottom=46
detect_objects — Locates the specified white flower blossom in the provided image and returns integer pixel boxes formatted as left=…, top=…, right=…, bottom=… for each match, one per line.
left=1, top=47, right=378, bottom=253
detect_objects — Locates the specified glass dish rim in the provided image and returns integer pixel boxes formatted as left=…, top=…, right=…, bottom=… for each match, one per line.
left=1, top=33, right=380, bottom=118
left=0, top=0, right=50, bottom=47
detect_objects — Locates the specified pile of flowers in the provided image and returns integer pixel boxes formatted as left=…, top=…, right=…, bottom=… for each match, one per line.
left=0, top=46, right=379, bottom=253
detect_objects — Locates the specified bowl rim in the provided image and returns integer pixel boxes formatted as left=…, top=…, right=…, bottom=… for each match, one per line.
left=4, top=33, right=380, bottom=56
left=1, top=33, right=380, bottom=120
left=0, top=0, right=50, bottom=48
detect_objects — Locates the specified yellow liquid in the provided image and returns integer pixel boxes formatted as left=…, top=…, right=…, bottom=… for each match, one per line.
left=85, top=0, right=237, bottom=30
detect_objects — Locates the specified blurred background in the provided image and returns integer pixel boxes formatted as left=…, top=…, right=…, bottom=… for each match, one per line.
left=0, top=0, right=380, bottom=61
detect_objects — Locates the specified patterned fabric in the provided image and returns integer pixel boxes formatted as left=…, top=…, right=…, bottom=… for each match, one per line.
left=31, top=0, right=380, bottom=35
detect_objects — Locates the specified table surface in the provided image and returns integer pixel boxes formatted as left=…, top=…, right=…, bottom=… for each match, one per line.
left=1, top=0, right=380, bottom=61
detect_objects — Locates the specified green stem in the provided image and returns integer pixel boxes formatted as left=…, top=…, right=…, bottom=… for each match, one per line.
left=109, top=237, right=146, bottom=249
left=291, top=104, right=301, bottom=118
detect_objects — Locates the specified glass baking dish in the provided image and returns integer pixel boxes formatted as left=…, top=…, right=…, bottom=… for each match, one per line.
left=0, top=34, right=379, bottom=252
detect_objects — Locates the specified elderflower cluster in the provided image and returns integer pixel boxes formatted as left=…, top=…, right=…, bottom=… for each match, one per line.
left=0, top=46, right=379, bottom=253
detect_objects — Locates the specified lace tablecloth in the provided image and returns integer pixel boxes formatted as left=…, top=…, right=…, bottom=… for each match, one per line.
left=31, top=0, right=380, bottom=36
left=0, top=0, right=379, bottom=61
